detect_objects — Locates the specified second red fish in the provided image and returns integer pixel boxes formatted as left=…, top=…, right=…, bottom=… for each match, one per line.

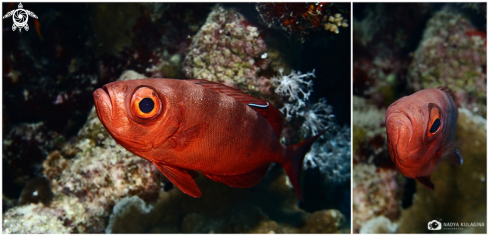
left=385, top=87, right=462, bottom=190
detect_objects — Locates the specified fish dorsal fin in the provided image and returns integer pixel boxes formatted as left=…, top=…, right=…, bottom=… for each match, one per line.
left=202, top=165, right=269, bottom=188
left=415, top=176, right=435, bottom=190
left=435, top=86, right=454, bottom=99
left=436, top=86, right=458, bottom=105
left=152, top=162, right=202, bottom=198
left=187, top=79, right=283, bottom=138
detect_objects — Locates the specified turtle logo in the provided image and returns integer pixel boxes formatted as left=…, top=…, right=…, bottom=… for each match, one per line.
left=2, top=3, right=38, bottom=32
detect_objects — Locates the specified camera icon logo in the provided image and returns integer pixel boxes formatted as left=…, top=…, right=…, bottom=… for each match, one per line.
left=428, top=220, right=442, bottom=230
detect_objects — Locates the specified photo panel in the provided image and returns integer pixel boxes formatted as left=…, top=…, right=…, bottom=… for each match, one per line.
left=352, top=2, right=486, bottom=234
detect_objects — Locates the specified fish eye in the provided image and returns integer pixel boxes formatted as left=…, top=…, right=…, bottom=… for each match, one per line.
left=131, top=86, right=162, bottom=119
left=425, top=103, right=443, bottom=141
left=429, top=118, right=441, bottom=133
left=139, top=98, right=155, bottom=113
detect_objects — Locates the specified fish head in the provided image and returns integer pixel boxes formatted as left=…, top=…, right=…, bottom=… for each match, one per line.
left=385, top=89, right=453, bottom=178
left=93, top=79, right=184, bottom=160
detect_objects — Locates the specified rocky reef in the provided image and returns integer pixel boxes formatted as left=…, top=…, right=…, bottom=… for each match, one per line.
left=182, top=6, right=270, bottom=95
left=3, top=3, right=350, bottom=231
left=408, top=8, right=487, bottom=117
left=353, top=3, right=486, bottom=233
left=3, top=69, right=349, bottom=233
left=256, top=3, right=350, bottom=42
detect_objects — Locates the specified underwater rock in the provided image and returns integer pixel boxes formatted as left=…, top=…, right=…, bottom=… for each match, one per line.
left=3, top=196, right=87, bottom=233
left=19, top=177, right=54, bottom=206
left=3, top=122, right=60, bottom=204
left=352, top=97, right=404, bottom=232
left=101, top=165, right=347, bottom=233
left=3, top=71, right=165, bottom=233
left=407, top=7, right=487, bottom=117
left=359, top=215, right=398, bottom=233
left=105, top=196, right=154, bottom=233
left=397, top=108, right=487, bottom=233
left=300, top=209, right=346, bottom=233
left=352, top=163, right=403, bottom=233
left=256, top=3, right=349, bottom=42
left=352, top=96, right=393, bottom=168
left=352, top=3, right=430, bottom=101
left=3, top=70, right=348, bottom=233
left=182, top=5, right=271, bottom=96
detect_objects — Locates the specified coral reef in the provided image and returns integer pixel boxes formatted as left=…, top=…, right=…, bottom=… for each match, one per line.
left=353, top=3, right=486, bottom=233
left=105, top=196, right=154, bottom=233
left=359, top=215, right=398, bottom=233
left=182, top=5, right=270, bottom=96
left=3, top=121, right=63, bottom=206
left=352, top=3, right=431, bottom=103
left=407, top=7, right=487, bottom=117
left=3, top=2, right=351, bottom=233
left=1, top=3, right=208, bottom=206
left=102, top=169, right=347, bottom=233
left=18, top=177, right=54, bottom=206
left=3, top=69, right=350, bottom=233
left=256, top=3, right=350, bottom=42
left=353, top=163, right=403, bottom=233
left=3, top=71, right=166, bottom=233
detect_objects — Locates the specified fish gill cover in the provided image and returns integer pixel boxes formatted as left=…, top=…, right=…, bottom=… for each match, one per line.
left=2, top=3, right=350, bottom=233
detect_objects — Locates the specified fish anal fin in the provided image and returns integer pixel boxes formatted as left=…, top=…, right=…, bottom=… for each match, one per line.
left=415, top=176, right=435, bottom=191
left=153, top=162, right=202, bottom=198
left=168, top=123, right=206, bottom=152
left=202, top=165, right=269, bottom=188
left=187, top=79, right=283, bottom=137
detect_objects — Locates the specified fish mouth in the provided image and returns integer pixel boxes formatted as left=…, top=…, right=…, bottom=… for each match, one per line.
left=93, top=86, right=113, bottom=120
left=386, top=111, right=415, bottom=175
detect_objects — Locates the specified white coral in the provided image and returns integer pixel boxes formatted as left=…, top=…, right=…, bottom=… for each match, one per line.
left=304, top=126, right=351, bottom=183
left=271, top=68, right=315, bottom=105
left=271, top=68, right=315, bottom=120
left=299, top=98, right=335, bottom=137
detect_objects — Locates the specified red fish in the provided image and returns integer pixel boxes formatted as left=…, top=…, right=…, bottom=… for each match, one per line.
left=385, top=87, right=462, bottom=190
left=93, top=78, right=325, bottom=199
left=34, top=18, right=43, bottom=41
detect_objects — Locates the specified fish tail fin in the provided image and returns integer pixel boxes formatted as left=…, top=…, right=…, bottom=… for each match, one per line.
left=283, top=128, right=329, bottom=201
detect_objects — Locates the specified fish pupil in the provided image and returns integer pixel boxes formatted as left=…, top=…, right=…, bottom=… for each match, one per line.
left=430, top=118, right=441, bottom=133
left=139, top=98, right=155, bottom=113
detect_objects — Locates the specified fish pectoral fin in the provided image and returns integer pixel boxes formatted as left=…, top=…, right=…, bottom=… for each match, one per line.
left=202, top=165, right=269, bottom=188
left=169, top=124, right=206, bottom=152
left=439, top=138, right=466, bottom=166
left=415, top=176, right=435, bottom=191
left=152, top=162, right=202, bottom=198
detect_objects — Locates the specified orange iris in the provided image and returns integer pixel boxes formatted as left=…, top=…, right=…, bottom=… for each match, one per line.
left=425, top=103, right=443, bottom=141
left=130, top=86, right=162, bottom=119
